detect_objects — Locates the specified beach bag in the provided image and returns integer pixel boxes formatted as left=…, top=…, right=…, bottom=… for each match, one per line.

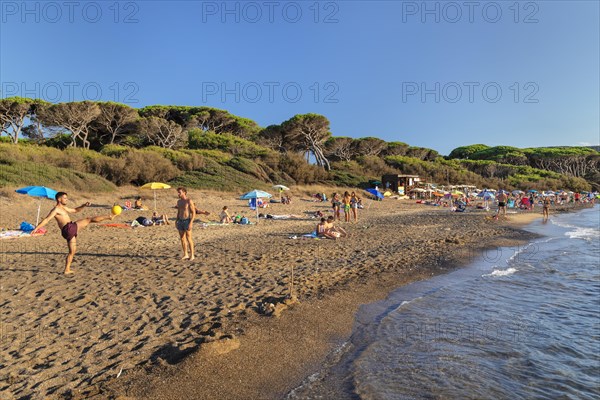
left=240, top=217, right=249, bottom=225
left=20, top=221, right=35, bottom=232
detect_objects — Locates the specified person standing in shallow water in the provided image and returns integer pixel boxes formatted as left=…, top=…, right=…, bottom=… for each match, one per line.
left=543, top=196, right=551, bottom=221
left=175, top=187, right=196, bottom=261
left=32, top=192, right=116, bottom=274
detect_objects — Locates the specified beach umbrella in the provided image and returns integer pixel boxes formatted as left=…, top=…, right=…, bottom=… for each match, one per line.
left=528, top=189, right=538, bottom=193
left=141, top=182, right=171, bottom=210
left=365, top=188, right=384, bottom=200
left=240, top=189, right=273, bottom=222
left=15, top=186, right=58, bottom=226
left=477, top=190, right=495, bottom=208
left=512, top=190, right=524, bottom=195
left=477, top=191, right=495, bottom=200
left=272, top=184, right=290, bottom=191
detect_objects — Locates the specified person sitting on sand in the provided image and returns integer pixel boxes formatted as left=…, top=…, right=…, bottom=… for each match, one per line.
left=151, top=211, right=170, bottom=225
left=134, top=196, right=148, bottom=210
left=316, top=217, right=328, bottom=237
left=325, top=216, right=347, bottom=239
left=32, top=192, right=117, bottom=274
left=257, top=198, right=269, bottom=208
left=220, top=206, right=233, bottom=224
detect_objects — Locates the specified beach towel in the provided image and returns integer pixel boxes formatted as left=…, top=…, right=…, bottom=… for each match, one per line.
left=289, top=232, right=320, bottom=239
left=99, top=223, right=132, bottom=229
left=0, top=228, right=46, bottom=240
left=265, top=214, right=304, bottom=220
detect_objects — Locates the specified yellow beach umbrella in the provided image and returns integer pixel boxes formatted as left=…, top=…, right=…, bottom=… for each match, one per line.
left=140, top=182, right=171, bottom=210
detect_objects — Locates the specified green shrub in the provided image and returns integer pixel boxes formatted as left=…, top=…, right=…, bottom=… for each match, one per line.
left=144, top=146, right=204, bottom=171
left=100, top=144, right=130, bottom=158
left=189, top=149, right=232, bottom=163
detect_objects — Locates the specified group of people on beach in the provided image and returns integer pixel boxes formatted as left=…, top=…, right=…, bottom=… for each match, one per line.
left=31, top=185, right=365, bottom=274
left=331, top=191, right=362, bottom=223
left=32, top=187, right=198, bottom=274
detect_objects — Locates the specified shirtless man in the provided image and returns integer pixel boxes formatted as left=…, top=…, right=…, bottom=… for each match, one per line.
left=497, top=191, right=508, bottom=216
left=175, top=187, right=196, bottom=260
left=32, top=192, right=116, bottom=274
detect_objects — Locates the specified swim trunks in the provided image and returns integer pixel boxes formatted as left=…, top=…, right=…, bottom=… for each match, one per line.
left=344, top=204, right=351, bottom=212
left=176, top=218, right=191, bottom=231
left=61, top=222, right=78, bottom=241
left=498, top=202, right=506, bottom=207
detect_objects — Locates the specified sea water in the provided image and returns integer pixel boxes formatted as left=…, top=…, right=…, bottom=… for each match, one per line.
left=288, top=206, right=600, bottom=399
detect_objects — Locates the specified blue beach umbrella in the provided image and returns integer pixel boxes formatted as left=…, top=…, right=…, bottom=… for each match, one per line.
left=528, top=189, right=538, bottom=193
left=240, top=189, right=273, bottom=200
left=240, top=189, right=273, bottom=223
left=365, top=188, right=384, bottom=200
left=15, top=186, right=59, bottom=226
left=477, top=191, right=495, bottom=200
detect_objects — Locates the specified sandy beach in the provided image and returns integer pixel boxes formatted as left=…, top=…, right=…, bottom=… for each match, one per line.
left=0, top=187, right=560, bottom=399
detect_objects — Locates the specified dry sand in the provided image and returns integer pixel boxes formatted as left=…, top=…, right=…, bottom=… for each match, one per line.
left=0, top=187, right=558, bottom=399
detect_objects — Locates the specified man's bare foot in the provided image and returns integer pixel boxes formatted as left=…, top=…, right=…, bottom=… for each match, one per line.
left=181, top=255, right=190, bottom=260
left=189, top=255, right=195, bottom=261
left=64, top=269, right=73, bottom=275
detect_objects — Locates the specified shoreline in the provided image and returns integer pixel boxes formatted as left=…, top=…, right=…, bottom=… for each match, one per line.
left=105, top=211, right=546, bottom=399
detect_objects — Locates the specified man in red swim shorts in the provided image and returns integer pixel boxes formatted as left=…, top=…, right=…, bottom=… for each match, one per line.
left=32, top=192, right=116, bottom=274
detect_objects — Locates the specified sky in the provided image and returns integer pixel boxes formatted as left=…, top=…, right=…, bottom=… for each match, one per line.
left=1, top=0, right=598, bottom=155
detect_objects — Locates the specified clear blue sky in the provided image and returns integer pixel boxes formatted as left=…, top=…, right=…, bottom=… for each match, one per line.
left=1, top=0, right=598, bottom=154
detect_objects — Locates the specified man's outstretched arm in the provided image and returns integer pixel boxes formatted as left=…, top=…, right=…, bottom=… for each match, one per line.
left=33, top=208, right=58, bottom=234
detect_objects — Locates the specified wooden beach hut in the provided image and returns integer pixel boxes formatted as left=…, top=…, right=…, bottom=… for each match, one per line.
left=382, top=174, right=420, bottom=195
